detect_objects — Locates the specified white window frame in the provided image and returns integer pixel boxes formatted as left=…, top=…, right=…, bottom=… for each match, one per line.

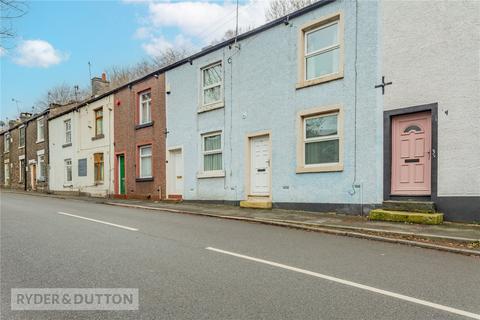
left=37, top=150, right=46, bottom=180
left=37, top=116, right=45, bottom=143
left=4, top=133, right=10, bottom=153
left=19, top=155, right=25, bottom=183
left=139, top=91, right=152, bottom=125
left=303, top=112, right=340, bottom=166
left=199, top=61, right=223, bottom=111
left=19, top=126, right=25, bottom=148
left=198, top=132, right=224, bottom=178
left=139, top=145, right=152, bottom=178
left=64, top=119, right=72, bottom=144
left=4, top=161, right=10, bottom=185
left=304, top=20, right=340, bottom=81
left=64, top=158, right=72, bottom=184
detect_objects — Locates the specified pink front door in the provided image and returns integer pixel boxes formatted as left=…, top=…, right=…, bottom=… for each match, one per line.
left=391, top=112, right=432, bottom=195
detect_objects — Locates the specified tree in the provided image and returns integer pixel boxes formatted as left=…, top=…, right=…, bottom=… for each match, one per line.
left=35, top=83, right=89, bottom=111
left=106, top=47, right=190, bottom=88
left=265, top=0, right=317, bottom=21
left=210, top=26, right=255, bottom=46
left=0, top=0, right=28, bottom=49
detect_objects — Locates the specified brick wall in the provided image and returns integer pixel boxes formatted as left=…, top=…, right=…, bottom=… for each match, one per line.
left=113, top=74, right=166, bottom=200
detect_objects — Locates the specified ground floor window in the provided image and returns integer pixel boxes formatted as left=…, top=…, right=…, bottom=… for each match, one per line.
left=202, top=132, right=222, bottom=172
left=297, top=106, right=343, bottom=173
left=139, top=145, right=152, bottom=178
left=94, top=153, right=104, bottom=183
left=19, top=158, right=25, bottom=183
left=37, top=154, right=46, bottom=180
left=4, top=163, right=10, bottom=185
left=65, top=159, right=72, bottom=184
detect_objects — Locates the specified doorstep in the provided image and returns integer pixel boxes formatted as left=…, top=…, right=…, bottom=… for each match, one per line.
left=240, top=195, right=272, bottom=209
left=369, top=209, right=444, bottom=225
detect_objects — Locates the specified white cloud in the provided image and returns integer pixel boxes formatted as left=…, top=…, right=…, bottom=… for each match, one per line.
left=128, top=0, right=268, bottom=55
left=0, top=47, right=6, bottom=57
left=142, top=34, right=195, bottom=56
left=147, top=1, right=267, bottom=43
left=13, top=40, right=68, bottom=68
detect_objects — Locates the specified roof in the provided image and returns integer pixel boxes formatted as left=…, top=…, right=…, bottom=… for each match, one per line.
left=11, top=0, right=337, bottom=126
left=0, top=108, right=49, bottom=135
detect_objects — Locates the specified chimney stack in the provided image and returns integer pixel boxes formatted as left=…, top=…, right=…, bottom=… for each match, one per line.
left=91, top=72, right=110, bottom=96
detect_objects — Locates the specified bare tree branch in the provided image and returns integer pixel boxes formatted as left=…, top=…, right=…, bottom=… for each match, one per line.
left=265, top=0, right=317, bottom=21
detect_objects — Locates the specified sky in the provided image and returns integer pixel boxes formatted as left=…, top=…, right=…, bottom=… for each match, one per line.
left=0, top=0, right=269, bottom=121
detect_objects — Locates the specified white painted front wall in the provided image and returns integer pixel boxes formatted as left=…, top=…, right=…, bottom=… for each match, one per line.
left=381, top=0, right=480, bottom=197
left=48, top=95, right=115, bottom=197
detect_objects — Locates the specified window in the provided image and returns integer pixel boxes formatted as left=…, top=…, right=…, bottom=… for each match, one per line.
left=298, top=12, right=343, bottom=87
left=4, top=163, right=10, bottom=185
left=94, top=153, right=104, bottom=182
left=139, top=145, right=152, bottom=178
left=139, top=91, right=151, bottom=124
left=4, top=133, right=10, bottom=153
left=37, top=117, right=45, bottom=142
left=19, top=126, right=25, bottom=148
left=202, top=133, right=222, bottom=172
left=201, top=62, right=222, bottom=106
left=37, top=154, right=46, bottom=180
left=95, top=108, right=103, bottom=136
left=304, top=113, right=339, bottom=165
left=64, top=119, right=72, bottom=144
left=297, top=107, right=343, bottom=173
left=19, top=158, right=25, bottom=183
left=64, top=159, right=72, bottom=183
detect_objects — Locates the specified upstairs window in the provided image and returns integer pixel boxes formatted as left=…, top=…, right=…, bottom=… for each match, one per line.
left=94, top=153, right=104, bottom=183
left=139, top=91, right=152, bottom=124
left=202, top=133, right=222, bottom=172
left=64, top=119, right=72, bottom=144
left=4, top=133, right=10, bottom=153
left=305, top=21, right=339, bottom=80
left=201, top=62, right=222, bottom=106
left=95, top=108, right=103, bottom=136
left=37, top=116, right=45, bottom=142
left=19, top=126, right=25, bottom=148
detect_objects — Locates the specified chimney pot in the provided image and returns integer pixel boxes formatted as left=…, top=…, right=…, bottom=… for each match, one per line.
left=102, top=72, right=107, bottom=81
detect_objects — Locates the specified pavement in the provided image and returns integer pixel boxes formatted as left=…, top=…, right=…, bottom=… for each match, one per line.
left=1, top=192, right=480, bottom=320
left=3, top=189, right=479, bottom=255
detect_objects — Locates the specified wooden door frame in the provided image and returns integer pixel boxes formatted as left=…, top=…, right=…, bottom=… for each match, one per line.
left=384, top=103, right=438, bottom=202
left=244, top=131, right=272, bottom=199
left=166, top=146, right=183, bottom=197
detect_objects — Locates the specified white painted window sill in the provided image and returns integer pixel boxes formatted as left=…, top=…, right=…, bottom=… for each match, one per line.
left=198, top=101, right=224, bottom=114
left=197, top=170, right=225, bottom=179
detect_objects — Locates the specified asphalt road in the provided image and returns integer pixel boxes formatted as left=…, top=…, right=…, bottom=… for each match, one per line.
left=1, top=192, right=479, bottom=320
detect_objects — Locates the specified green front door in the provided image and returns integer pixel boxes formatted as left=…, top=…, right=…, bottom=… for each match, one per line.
left=118, top=155, right=125, bottom=195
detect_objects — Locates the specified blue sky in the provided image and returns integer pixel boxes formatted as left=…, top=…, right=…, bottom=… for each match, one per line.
left=0, top=0, right=267, bottom=121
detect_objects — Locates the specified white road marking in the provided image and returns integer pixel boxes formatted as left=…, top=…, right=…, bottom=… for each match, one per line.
left=57, top=212, right=138, bottom=231
left=206, top=247, right=480, bottom=319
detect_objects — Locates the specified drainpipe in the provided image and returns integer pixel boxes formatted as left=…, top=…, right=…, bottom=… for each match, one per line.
left=24, top=122, right=27, bottom=191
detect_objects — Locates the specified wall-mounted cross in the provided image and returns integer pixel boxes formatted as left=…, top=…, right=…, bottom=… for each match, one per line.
left=375, top=76, right=393, bottom=95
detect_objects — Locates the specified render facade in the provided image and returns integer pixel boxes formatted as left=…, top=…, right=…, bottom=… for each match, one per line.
left=48, top=95, right=115, bottom=197
left=380, top=0, right=480, bottom=221
left=165, top=0, right=382, bottom=214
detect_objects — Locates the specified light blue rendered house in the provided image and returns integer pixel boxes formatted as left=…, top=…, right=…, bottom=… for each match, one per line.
left=165, top=0, right=382, bottom=215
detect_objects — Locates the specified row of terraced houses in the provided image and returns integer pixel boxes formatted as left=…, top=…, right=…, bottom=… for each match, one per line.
left=1, top=0, right=479, bottom=222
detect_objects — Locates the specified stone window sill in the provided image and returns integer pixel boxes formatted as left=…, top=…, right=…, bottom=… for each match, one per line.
left=296, top=72, right=343, bottom=90
left=62, top=143, right=72, bottom=148
left=135, top=121, right=154, bottom=130
left=197, top=170, right=225, bottom=179
left=91, top=134, right=105, bottom=141
left=36, top=139, right=45, bottom=144
left=198, top=101, right=224, bottom=114
left=296, top=163, right=343, bottom=173
left=136, top=177, right=154, bottom=182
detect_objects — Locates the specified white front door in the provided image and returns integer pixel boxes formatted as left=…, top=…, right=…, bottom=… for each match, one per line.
left=168, top=149, right=183, bottom=196
left=250, top=136, right=270, bottom=195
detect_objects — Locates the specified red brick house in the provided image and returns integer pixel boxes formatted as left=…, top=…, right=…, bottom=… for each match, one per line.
left=113, top=73, right=167, bottom=200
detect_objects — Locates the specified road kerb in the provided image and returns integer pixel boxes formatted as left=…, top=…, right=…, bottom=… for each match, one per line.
left=105, top=202, right=480, bottom=257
